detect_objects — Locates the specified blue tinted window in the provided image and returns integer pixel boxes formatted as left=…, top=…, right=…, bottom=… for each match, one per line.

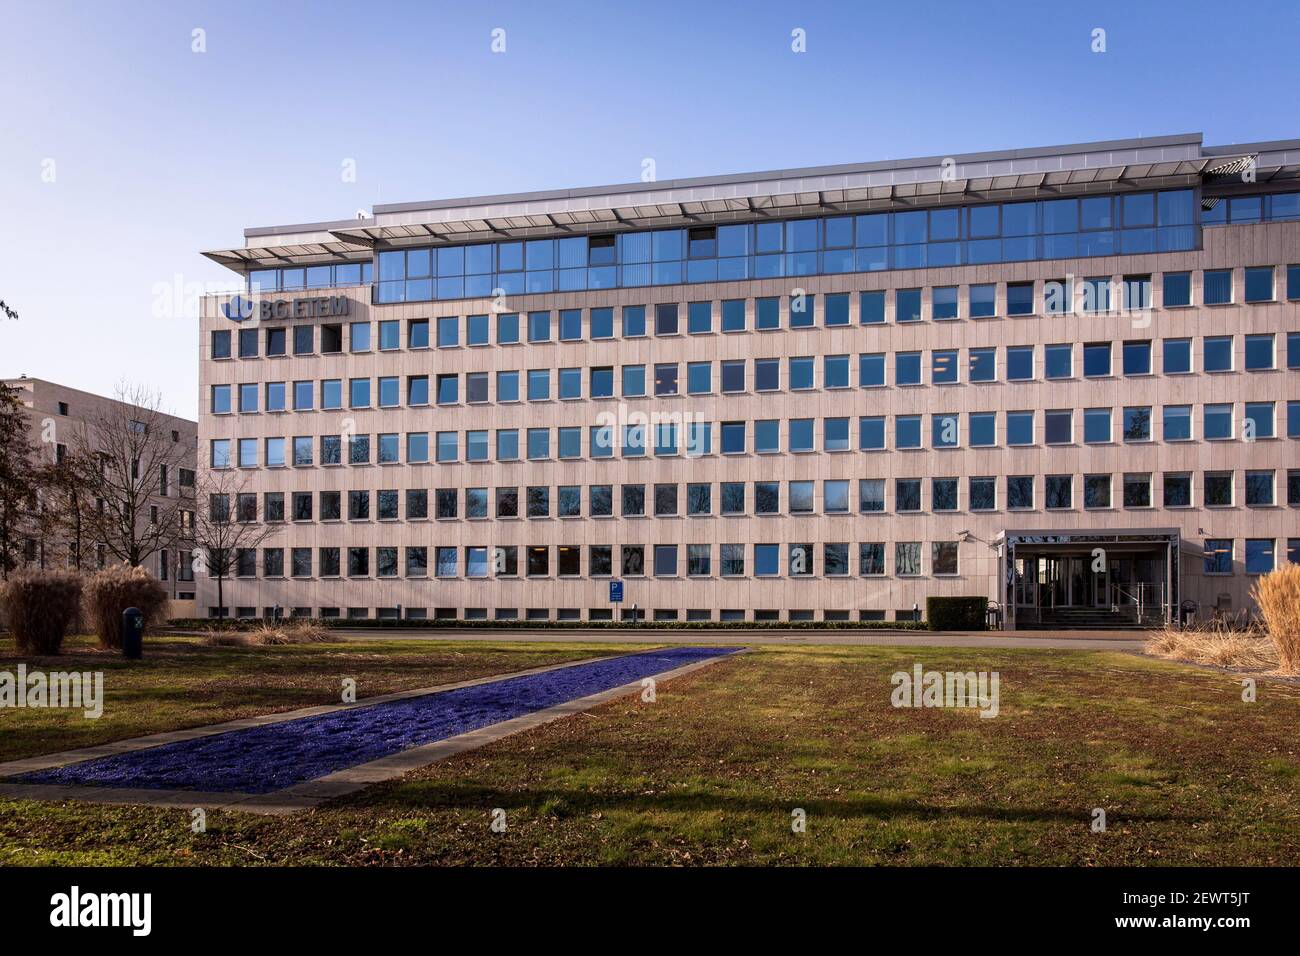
left=1204, top=336, right=1233, bottom=372
left=896, top=416, right=922, bottom=449
left=528, top=311, right=551, bottom=342
left=559, top=367, right=581, bottom=399
left=1006, top=346, right=1034, bottom=381
left=970, top=283, right=997, bottom=317
left=824, top=355, right=850, bottom=389
left=860, top=290, right=885, bottom=324
left=789, top=357, right=814, bottom=390
left=1204, top=270, right=1233, bottom=305
left=969, top=348, right=996, bottom=382
left=1007, top=411, right=1034, bottom=446
left=1083, top=343, right=1111, bottom=378
left=1163, top=338, right=1192, bottom=374
left=859, top=353, right=885, bottom=387
left=896, top=352, right=921, bottom=386
left=860, top=416, right=885, bottom=450
left=1163, top=272, right=1191, bottom=307
left=1123, top=341, right=1151, bottom=376
left=721, top=422, right=745, bottom=454
left=590, top=307, right=613, bottom=339
left=896, top=288, right=922, bottom=322
left=932, top=350, right=958, bottom=384
left=969, top=412, right=995, bottom=447
left=621, top=305, right=646, bottom=337
left=1045, top=344, right=1072, bottom=379
left=790, top=419, right=814, bottom=452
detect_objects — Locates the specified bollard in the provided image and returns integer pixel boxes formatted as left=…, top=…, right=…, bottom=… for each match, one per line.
left=122, top=606, right=144, bottom=659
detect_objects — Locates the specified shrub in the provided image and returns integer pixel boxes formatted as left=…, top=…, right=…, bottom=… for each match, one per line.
left=81, top=564, right=169, bottom=649
left=0, top=570, right=83, bottom=655
left=926, top=596, right=988, bottom=631
left=1253, top=565, right=1300, bottom=674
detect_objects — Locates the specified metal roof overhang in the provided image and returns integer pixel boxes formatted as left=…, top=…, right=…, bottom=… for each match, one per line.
left=322, top=160, right=1215, bottom=250
left=201, top=239, right=372, bottom=270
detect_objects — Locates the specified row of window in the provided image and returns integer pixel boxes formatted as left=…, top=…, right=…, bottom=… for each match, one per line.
left=216, top=264, right=1300, bottom=361
left=211, top=470, right=1300, bottom=523
left=219, top=540, right=961, bottom=580
left=360, top=190, right=1201, bottom=299
left=209, top=400, right=1300, bottom=468
left=210, top=334, right=1300, bottom=417
left=211, top=606, right=924, bottom=623
left=218, top=535, right=1300, bottom=582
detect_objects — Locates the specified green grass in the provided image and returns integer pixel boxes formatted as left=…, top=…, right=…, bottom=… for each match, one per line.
left=0, top=633, right=621, bottom=762
left=2, top=642, right=1300, bottom=866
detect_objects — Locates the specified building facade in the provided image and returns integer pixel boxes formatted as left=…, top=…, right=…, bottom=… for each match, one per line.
left=3, top=377, right=198, bottom=612
left=198, top=133, right=1300, bottom=626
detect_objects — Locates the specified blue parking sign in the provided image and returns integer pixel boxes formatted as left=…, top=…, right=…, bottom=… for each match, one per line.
left=609, top=580, right=624, bottom=603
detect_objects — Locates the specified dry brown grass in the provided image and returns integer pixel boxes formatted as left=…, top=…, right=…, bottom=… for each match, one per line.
left=1146, top=618, right=1278, bottom=670
left=1253, top=565, right=1300, bottom=674
left=0, top=570, right=83, bottom=655
left=202, top=618, right=343, bottom=647
left=81, top=564, right=168, bottom=649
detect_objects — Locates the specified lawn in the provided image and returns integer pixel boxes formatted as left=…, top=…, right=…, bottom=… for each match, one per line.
left=2, top=641, right=1299, bottom=866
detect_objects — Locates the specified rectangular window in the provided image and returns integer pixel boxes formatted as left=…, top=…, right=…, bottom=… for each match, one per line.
left=859, top=353, right=885, bottom=388
left=1163, top=271, right=1191, bottom=307
left=1163, top=338, right=1192, bottom=374
left=896, top=288, right=922, bottom=323
left=1006, top=282, right=1034, bottom=316
left=859, top=290, right=885, bottom=325
left=1163, top=472, right=1192, bottom=508
left=932, top=286, right=958, bottom=320
left=969, top=477, right=996, bottom=511
left=969, top=284, right=996, bottom=318
left=1204, top=269, right=1233, bottom=305
left=968, top=348, right=996, bottom=383
left=1245, top=266, right=1274, bottom=302
left=1245, top=334, right=1275, bottom=370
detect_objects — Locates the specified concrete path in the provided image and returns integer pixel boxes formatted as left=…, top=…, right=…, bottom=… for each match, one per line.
left=0, top=647, right=741, bottom=815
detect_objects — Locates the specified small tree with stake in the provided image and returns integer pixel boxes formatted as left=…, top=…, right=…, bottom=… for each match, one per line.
left=191, top=468, right=278, bottom=621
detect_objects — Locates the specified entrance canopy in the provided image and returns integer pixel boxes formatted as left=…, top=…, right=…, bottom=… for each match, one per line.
left=994, top=529, right=1180, bottom=629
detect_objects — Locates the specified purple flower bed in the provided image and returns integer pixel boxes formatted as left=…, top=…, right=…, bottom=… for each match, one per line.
left=25, top=646, right=739, bottom=794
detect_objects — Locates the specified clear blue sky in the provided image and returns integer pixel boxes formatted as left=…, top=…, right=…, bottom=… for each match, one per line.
left=2, top=0, right=1297, bottom=419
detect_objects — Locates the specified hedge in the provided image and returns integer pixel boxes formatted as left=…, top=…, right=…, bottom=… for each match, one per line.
left=925, top=596, right=989, bottom=631
left=166, top=617, right=931, bottom=632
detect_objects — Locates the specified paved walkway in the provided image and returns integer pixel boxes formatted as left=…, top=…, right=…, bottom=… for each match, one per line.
left=0, top=647, right=740, bottom=815
left=329, top=627, right=1149, bottom=651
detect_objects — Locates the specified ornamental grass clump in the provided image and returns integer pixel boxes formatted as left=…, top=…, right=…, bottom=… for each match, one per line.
left=1252, top=565, right=1300, bottom=674
left=0, top=570, right=83, bottom=655
left=1145, top=619, right=1276, bottom=670
left=81, top=564, right=168, bottom=649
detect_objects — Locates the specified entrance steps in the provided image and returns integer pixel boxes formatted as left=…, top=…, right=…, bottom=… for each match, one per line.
left=1017, top=607, right=1154, bottom=631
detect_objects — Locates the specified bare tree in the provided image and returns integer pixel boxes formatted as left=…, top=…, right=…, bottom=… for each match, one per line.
left=192, top=468, right=280, bottom=620
left=36, top=449, right=96, bottom=570
left=72, top=383, right=191, bottom=569
left=0, top=383, right=40, bottom=579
